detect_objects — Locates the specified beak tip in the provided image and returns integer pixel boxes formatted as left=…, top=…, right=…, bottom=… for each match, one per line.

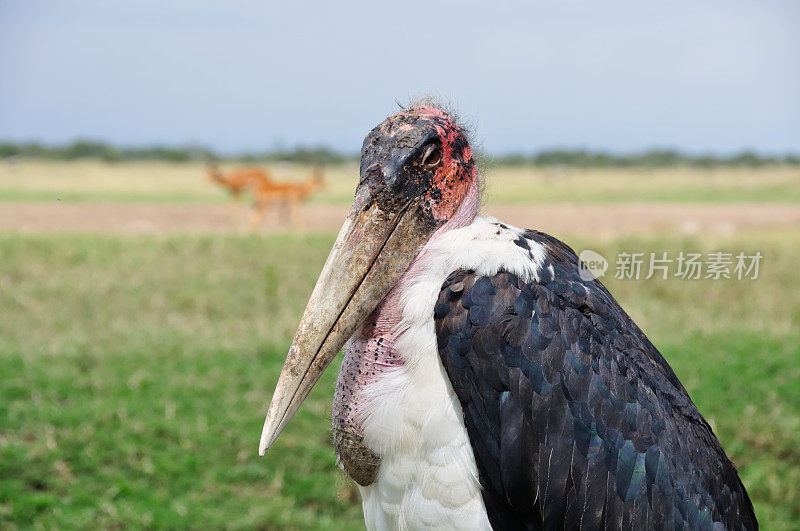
left=259, top=421, right=275, bottom=456
left=258, top=431, right=272, bottom=456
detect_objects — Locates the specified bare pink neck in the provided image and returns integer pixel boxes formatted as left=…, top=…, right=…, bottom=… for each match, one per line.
left=332, top=175, right=481, bottom=437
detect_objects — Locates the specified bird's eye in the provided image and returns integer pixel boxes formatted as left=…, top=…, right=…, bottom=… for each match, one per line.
left=421, top=144, right=442, bottom=168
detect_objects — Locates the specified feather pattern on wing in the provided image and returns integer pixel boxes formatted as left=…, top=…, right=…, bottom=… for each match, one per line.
left=434, top=229, right=757, bottom=530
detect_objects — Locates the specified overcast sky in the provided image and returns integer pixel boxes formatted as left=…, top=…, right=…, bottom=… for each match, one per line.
left=1, top=1, right=798, bottom=155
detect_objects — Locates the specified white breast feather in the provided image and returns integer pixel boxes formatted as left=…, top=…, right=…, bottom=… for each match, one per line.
left=355, top=217, right=546, bottom=530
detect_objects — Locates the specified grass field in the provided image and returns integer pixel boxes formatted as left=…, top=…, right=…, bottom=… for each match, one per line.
left=2, top=160, right=800, bottom=205
left=1, top=229, right=798, bottom=528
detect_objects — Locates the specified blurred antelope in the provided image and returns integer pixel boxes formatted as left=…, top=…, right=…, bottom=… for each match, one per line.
left=249, top=166, right=325, bottom=228
left=207, top=162, right=277, bottom=224
left=207, top=162, right=274, bottom=201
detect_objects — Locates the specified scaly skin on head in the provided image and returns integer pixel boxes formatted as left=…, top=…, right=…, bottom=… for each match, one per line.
left=358, top=105, right=477, bottom=223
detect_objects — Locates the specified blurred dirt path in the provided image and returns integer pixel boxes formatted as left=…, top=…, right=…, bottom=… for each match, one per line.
left=1, top=202, right=799, bottom=236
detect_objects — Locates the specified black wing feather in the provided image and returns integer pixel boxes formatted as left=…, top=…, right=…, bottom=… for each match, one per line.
left=434, top=229, right=757, bottom=530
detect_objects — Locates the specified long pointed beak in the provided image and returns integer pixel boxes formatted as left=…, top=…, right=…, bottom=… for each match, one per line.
left=258, top=196, right=437, bottom=455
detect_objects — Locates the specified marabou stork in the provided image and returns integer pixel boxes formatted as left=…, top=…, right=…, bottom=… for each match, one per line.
left=259, top=104, right=757, bottom=530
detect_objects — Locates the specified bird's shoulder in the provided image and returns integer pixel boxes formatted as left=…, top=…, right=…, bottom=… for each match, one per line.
left=436, top=221, right=691, bottom=405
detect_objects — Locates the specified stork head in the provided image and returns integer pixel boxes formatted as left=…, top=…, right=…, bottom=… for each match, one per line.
left=259, top=104, right=478, bottom=454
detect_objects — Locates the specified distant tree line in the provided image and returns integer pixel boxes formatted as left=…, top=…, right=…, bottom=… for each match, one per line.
left=491, top=149, right=800, bottom=168
left=0, top=141, right=352, bottom=165
left=0, top=140, right=797, bottom=167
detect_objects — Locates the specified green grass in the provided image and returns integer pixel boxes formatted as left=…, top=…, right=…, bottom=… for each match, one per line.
left=1, top=231, right=798, bottom=528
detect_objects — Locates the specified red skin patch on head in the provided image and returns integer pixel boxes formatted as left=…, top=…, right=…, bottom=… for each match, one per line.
left=378, top=106, right=476, bottom=221
left=416, top=107, right=475, bottom=221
